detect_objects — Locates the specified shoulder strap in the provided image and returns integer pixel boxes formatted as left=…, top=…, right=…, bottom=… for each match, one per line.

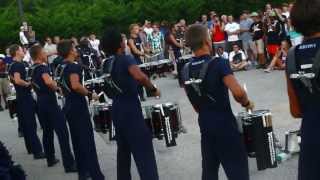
left=8, top=61, right=18, bottom=74
left=286, top=47, right=297, bottom=76
left=199, top=58, right=215, bottom=80
left=30, top=64, right=44, bottom=79
left=182, top=62, right=191, bottom=83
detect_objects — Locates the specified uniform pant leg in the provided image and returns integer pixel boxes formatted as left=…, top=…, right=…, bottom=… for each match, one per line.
left=116, top=132, right=132, bottom=180
left=50, top=105, right=74, bottom=169
left=38, top=106, right=55, bottom=161
left=298, top=119, right=320, bottom=180
left=125, top=122, right=158, bottom=180
left=16, top=102, right=31, bottom=153
left=215, top=127, right=249, bottom=180
left=19, top=97, right=43, bottom=155
left=201, top=133, right=220, bottom=180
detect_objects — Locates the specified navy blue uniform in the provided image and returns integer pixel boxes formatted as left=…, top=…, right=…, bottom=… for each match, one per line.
left=111, top=54, right=158, bottom=180
left=61, top=61, right=104, bottom=180
left=289, top=38, right=320, bottom=180
left=8, top=61, right=43, bottom=156
left=31, top=63, right=75, bottom=169
left=189, top=55, right=249, bottom=180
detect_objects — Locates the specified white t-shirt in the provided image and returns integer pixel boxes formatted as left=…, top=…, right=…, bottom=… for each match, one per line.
left=229, top=50, right=246, bottom=63
left=19, top=31, right=28, bottom=45
left=215, top=52, right=229, bottom=59
left=44, top=43, right=57, bottom=64
left=89, top=39, right=100, bottom=56
left=225, top=22, right=240, bottom=42
left=144, top=27, right=153, bottom=36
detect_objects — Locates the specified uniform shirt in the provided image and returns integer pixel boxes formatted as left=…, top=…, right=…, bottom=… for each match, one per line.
left=8, top=61, right=31, bottom=97
left=189, top=55, right=234, bottom=111
left=61, top=61, right=84, bottom=100
left=112, top=54, right=139, bottom=99
left=291, top=37, right=320, bottom=110
left=31, top=63, right=55, bottom=97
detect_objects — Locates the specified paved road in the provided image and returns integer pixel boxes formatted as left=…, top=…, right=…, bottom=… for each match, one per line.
left=0, top=69, right=301, bottom=180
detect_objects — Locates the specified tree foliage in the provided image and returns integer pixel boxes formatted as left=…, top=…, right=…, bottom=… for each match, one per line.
left=0, top=0, right=288, bottom=51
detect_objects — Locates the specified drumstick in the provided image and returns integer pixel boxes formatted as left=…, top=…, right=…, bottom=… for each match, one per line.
left=243, top=83, right=252, bottom=115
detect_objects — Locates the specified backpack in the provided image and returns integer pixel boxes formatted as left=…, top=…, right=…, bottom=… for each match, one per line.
left=182, top=57, right=217, bottom=107
left=287, top=47, right=320, bottom=94
left=101, top=56, right=123, bottom=99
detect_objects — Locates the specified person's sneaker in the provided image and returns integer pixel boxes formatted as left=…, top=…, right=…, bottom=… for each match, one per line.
left=48, top=158, right=60, bottom=167
left=65, top=164, right=77, bottom=173
left=264, top=68, right=271, bottom=73
left=179, top=126, right=188, bottom=134
left=34, top=152, right=46, bottom=160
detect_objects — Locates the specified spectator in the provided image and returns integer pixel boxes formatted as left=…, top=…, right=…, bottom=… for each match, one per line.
left=215, top=46, right=229, bottom=59
left=240, top=11, right=254, bottom=62
left=225, top=15, right=241, bottom=51
left=19, top=26, right=29, bottom=47
left=165, top=23, right=183, bottom=61
left=201, top=14, right=209, bottom=28
left=250, top=12, right=266, bottom=68
left=212, top=16, right=226, bottom=50
left=53, top=36, right=60, bottom=45
left=229, top=44, right=248, bottom=71
left=4, top=48, right=13, bottom=64
left=0, top=54, right=9, bottom=110
left=148, top=23, right=164, bottom=58
left=287, top=18, right=303, bottom=46
left=71, top=36, right=79, bottom=46
left=43, top=37, right=57, bottom=64
left=89, top=34, right=101, bottom=57
left=143, top=20, right=153, bottom=37
left=266, top=12, right=282, bottom=59
left=208, top=11, right=217, bottom=30
left=282, top=3, right=290, bottom=18
left=264, top=39, right=291, bottom=73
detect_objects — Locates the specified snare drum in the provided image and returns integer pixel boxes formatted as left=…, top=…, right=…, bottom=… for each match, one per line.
left=237, top=110, right=277, bottom=170
left=85, top=78, right=106, bottom=102
left=7, top=96, right=17, bottom=119
left=92, top=103, right=116, bottom=141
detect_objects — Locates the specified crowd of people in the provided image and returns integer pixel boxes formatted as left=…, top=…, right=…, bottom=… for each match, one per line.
left=1, top=1, right=320, bottom=180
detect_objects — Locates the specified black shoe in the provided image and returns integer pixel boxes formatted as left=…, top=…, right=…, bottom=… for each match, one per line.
left=34, top=152, right=46, bottom=160
left=78, top=174, right=90, bottom=180
left=4, top=104, right=8, bottom=109
left=140, top=97, right=146, bottom=102
left=65, top=164, right=77, bottom=173
left=0, top=106, right=4, bottom=111
left=48, top=158, right=60, bottom=167
left=18, top=131, right=24, bottom=138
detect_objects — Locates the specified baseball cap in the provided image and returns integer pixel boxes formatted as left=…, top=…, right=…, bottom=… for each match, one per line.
left=250, top=12, right=259, bottom=17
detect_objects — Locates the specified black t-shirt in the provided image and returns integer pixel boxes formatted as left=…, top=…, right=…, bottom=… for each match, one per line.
left=266, top=21, right=281, bottom=45
left=31, top=63, right=56, bottom=97
left=8, top=61, right=31, bottom=97
left=112, top=54, right=138, bottom=99
left=129, top=36, right=143, bottom=64
left=250, top=21, right=264, bottom=41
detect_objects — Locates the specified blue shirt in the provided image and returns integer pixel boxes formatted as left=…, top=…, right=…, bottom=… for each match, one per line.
left=8, top=61, right=31, bottom=97
left=189, top=55, right=233, bottom=112
left=31, top=63, right=56, bottom=98
left=61, top=61, right=85, bottom=101
left=112, top=54, right=139, bottom=100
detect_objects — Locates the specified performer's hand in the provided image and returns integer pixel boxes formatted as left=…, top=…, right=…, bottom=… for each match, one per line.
left=244, top=100, right=255, bottom=111
left=92, top=92, right=99, bottom=101
left=153, top=88, right=161, bottom=98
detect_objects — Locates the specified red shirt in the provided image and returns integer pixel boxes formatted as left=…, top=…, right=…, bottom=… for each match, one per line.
left=212, top=25, right=225, bottom=43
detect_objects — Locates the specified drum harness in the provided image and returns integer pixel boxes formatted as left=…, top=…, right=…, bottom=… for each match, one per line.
left=182, top=57, right=217, bottom=106
left=287, top=47, right=320, bottom=94
left=100, top=56, right=123, bottom=99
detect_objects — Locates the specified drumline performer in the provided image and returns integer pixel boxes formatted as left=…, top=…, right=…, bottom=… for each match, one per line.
left=29, top=45, right=77, bottom=172
left=128, top=24, right=148, bottom=101
left=57, top=40, right=104, bottom=180
left=182, top=25, right=254, bottom=180
left=8, top=44, right=45, bottom=159
left=101, top=27, right=160, bottom=180
left=286, top=1, right=320, bottom=179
